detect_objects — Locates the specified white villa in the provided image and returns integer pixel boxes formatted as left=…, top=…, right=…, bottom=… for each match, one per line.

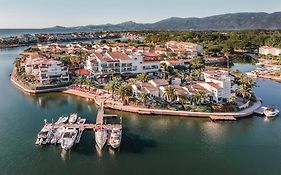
left=132, top=70, right=237, bottom=104
left=24, top=54, right=69, bottom=85
left=86, top=51, right=160, bottom=76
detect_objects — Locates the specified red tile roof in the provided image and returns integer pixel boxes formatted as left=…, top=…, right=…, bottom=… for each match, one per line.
left=75, top=69, right=91, bottom=76
left=206, top=82, right=223, bottom=90
left=107, top=52, right=131, bottom=61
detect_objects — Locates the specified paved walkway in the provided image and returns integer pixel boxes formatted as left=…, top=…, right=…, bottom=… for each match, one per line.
left=63, top=89, right=262, bottom=118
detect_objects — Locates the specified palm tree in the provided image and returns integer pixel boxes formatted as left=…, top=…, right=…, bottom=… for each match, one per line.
left=137, top=73, right=149, bottom=83
left=236, top=84, right=252, bottom=102
left=84, top=79, right=93, bottom=90
left=228, top=96, right=237, bottom=105
left=117, top=83, right=132, bottom=105
left=75, top=75, right=85, bottom=86
left=179, top=71, right=187, bottom=84
left=164, top=86, right=177, bottom=102
left=160, top=62, right=169, bottom=79
left=193, top=69, right=202, bottom=80
left=193, top=90, right=207, bottom=105
left=139, top=92, right=150, bottom=106
left=106, top=77, right=122, bottom=99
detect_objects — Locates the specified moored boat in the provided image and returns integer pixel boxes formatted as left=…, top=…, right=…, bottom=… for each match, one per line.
left=51, top=126, right=65, bottom=144
left=95, top=127, right=108, bottom=149
left=61, top=127, right=78, bottom=150
left=69, top=113, right=78, bottom=124
left=108, top=127, right=122, bottom=149
left=264, top=107, right=279, bottom=117
left=35, top=127, right=53, bottom=145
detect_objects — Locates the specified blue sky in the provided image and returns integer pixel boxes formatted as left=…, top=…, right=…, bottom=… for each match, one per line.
left=0, top=0, right=280, bottom=28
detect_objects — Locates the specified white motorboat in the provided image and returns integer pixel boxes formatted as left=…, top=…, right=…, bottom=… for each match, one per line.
left=56, top=116, right=69, bottom=124
left=61, top=127, right=78, bottom=150
left=264, top=107, right=279, bottom=117
left=35, top=127, right=53, bottom=145
left=77, top=117, right=86, bottom=124
left=50, top=126, right=65, bottom=144
left=108, top=128, right=122, bottom=149
left=69, top=113, right=78, bottom=124
left=95, top=127, right=108, bottom=149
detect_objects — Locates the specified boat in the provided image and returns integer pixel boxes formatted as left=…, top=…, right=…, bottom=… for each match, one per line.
left=50, top=126, right=65, bottom=144
left=108, top=127, right=122, bottom=149
left=77, top=118, right=86, bottom=124
left=69, top=113, right=78, bottom=124
left=95, top=127, right=108, bottom=149
left=56, top=116, right=69, bottom=124
left=264, top=107, right=279, bottom=117
left=35, top=127, right=53, bottom=145
left=61, top=127, right=78, bottom=150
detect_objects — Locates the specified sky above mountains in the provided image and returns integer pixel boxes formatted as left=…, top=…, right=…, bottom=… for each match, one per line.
left=0, top=0, right=280, bottom=28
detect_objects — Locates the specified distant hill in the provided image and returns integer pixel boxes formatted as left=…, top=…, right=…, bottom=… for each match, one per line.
left=46, top=12, right=281, bottom=31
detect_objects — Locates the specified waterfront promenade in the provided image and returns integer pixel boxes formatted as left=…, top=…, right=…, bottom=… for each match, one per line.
left=11, top=74, right=262, bottom=119
left=63, top=88, right=262, bottom=118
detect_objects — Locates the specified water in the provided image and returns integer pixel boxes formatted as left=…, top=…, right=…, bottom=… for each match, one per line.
left=0, top=29, right=97, bottom=38
left=1, top=47, right=281, bottom=175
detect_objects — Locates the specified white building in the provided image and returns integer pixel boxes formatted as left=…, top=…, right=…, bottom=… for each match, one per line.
left=166, top=41, right=203, bottom=58
left=259, top=46, right=281, bottom=56
left=86, top=51, right=160, bottom=76
left=202, top=70, right=237, bottom=103
left=24, top=55, right=69, bottom=85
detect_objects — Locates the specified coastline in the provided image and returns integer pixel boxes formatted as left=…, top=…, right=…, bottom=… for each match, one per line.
left=11, top=70, right=262, bottom=118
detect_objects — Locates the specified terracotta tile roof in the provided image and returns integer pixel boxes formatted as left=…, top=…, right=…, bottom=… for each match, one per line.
left=206, top=82, right=223, bottom=90
left=107, top=52, right=131, bottom=61
left=75, top=69, right=91, bottom=76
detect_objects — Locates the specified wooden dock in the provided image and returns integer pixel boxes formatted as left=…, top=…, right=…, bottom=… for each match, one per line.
left=254, top=107, right=267, bottom=115
left=209, top=115, right=237, bottom=121
left=42, top=123, right=122, bottom=130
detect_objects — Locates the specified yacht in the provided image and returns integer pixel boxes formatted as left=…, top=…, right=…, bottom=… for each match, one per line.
left=56, top=116, right=69, bottom=124
left=77, top=117, right=86, bottom=124
left=95, top=127, right=108, bottom=149
left=108, top=128, right=122, bottom=149
left=69, top=113, right=78, bottom=124
left=264, top=107, right=279, bottom=117
left=35, top=127, right=53, bottom=145
left=61, top=127, right=78, bottom=150
left=50, top=126, right=65, bottom=144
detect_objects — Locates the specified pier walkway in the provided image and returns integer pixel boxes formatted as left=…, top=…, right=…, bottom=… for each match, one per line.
left=43, top=123, right=122, bottom=131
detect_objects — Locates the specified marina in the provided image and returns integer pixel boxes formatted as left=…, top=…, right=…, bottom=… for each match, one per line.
left=35, top=105, right=122, bottom=150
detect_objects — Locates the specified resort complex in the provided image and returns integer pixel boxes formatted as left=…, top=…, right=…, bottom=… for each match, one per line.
left=11, top=34, right=268, bottom=120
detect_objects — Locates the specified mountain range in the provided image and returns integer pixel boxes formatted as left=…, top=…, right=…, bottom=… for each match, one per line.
left=47, top=12, right=281, bottom=31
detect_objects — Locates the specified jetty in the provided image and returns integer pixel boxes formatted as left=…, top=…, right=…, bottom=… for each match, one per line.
left=209, top=115, right=237, bottom=121
left=35, top=107, right=122, bottom=149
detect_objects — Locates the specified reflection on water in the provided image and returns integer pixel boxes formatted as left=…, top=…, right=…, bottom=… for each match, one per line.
left=200, top=121, right=227, bottom=144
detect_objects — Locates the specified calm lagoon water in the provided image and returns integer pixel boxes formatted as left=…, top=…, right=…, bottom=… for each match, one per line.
left=0, top=47, right=281, bottom=175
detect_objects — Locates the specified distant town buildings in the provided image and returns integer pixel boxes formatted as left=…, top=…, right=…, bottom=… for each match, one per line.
left=166, top=41, right=203, bottom=58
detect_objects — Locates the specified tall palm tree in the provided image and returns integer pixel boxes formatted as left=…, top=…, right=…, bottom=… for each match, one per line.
left=75, top=75, right=85, bottom=86
left=179, top=71, right=187, bottom=84
left=236, top=84, right=252, bottom=102
left=164, top=86, right=177, bottom=102
left=193, top=90, right=207, bottom=105
left=106, top=77, right=122, bottom=98
left=160, top=62, right=169, bottom=79
left=139, top=92, right=150, bottom=106
left=118, top=83, right=132, bottom=104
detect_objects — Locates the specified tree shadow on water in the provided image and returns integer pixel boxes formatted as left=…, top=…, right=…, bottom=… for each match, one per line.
left=119, top=127, right=157, bottom=154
